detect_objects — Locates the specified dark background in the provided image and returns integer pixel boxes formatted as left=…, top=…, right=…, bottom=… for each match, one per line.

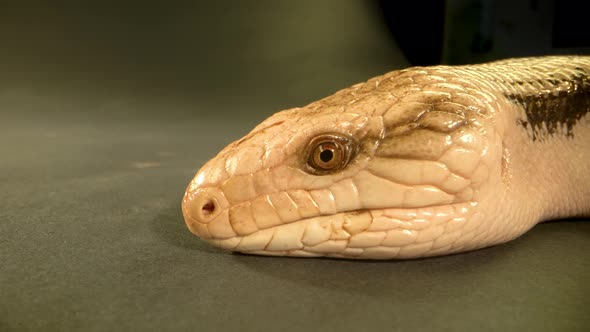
left=1, top=1, right=588, bottom=331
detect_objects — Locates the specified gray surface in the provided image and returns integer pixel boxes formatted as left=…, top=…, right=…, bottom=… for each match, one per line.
left=1, top=2, right=589, bottom=331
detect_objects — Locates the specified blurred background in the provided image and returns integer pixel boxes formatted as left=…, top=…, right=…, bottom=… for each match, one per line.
left=1, top=0, right=588, bottom=120
left=1, top=1, right=589, bottom=331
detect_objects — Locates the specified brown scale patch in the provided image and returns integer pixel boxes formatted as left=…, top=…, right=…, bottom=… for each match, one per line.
left=376, top=129, right=453, bottom=160
left=506, top=72, right=590, bottom=141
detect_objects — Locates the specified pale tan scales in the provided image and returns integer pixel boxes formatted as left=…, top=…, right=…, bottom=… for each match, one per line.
left=182, top=56, right=590, bottom=259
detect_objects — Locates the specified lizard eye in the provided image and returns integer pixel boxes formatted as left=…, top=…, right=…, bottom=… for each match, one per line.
left=306, top=134, right=356, bottom=174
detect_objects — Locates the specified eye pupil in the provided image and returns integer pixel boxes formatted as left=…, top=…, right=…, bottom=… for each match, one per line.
left=306, top=134, right=356, bottom=174
left=319, top=149, right=333, bottom=163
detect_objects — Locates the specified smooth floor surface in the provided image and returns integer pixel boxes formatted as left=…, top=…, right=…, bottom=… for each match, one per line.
left=1, top=2, right=589, bottom=331
left=1, top=96, right=589, bottom=331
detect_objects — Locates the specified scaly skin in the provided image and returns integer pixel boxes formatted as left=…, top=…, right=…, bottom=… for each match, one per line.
left=182, top=56, right=590, bottom=259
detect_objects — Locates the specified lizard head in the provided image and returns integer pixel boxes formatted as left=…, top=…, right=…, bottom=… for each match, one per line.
left=182, top=68, right=510, bottom=259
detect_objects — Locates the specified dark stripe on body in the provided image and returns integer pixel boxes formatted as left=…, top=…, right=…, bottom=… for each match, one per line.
left=505, top=72, right=590, bottom=141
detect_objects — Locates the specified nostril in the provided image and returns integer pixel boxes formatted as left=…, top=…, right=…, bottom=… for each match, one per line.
left=184, top=189, right=223, bottom=224
left=201, top=199, right=216, bottom=216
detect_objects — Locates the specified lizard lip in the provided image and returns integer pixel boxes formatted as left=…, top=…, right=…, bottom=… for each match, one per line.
left=185, top=201, right=478, bottom=253
left=200, top=201, right=479, bottom=259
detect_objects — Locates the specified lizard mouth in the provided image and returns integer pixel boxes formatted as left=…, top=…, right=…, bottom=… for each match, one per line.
left=188, top=202, right=480, bottom=259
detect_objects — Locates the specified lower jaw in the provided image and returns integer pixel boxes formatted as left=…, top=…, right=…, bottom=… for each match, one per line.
left=208, top=201, right=482, bottom=259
